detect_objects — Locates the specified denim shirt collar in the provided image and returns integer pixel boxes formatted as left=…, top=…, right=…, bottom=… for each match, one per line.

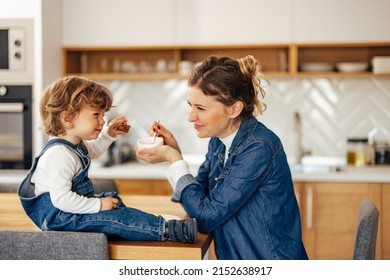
left=228, top=117, right=258, bottom=155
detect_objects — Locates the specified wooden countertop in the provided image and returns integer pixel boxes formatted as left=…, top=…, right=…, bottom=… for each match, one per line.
left=0, top=193, right=212, bottom=260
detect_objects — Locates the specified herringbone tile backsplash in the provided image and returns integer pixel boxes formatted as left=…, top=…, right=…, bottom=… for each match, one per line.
left=103, top=77, right=390, bottom=163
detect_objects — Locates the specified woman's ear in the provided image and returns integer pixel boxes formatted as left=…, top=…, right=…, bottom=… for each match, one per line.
left=230, top=101, right=244, bottom=118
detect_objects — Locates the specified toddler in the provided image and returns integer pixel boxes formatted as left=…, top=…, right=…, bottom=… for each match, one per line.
left=18, top=76, right=197, bottom=243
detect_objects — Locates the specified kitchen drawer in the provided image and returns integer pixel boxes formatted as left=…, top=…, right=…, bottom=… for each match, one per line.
left=114, top=179, right=172, bottom=195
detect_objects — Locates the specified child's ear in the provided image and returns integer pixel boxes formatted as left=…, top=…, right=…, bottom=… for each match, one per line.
left=60, top=111, right=74, bottom=129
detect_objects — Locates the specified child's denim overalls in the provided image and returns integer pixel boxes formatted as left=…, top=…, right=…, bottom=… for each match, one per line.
left=18, top=138, right=164, bottom=241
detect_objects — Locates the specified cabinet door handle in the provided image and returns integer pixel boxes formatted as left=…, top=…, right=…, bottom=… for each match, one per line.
left=307, top=186, right=313, bottom=229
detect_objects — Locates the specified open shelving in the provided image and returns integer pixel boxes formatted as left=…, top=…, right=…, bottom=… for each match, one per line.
left=62, top=42, right=390, bottom=80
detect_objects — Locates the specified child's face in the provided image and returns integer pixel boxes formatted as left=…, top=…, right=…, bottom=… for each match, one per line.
left=66, top=104, right=107, bottom=143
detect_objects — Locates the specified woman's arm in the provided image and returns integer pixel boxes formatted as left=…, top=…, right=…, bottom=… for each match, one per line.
left=178, top=141, right=274, bottom=233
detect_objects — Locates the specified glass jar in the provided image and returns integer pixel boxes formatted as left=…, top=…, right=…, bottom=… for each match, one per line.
left=375, top=141, right=390, bottom=165
left=346, top=138, right=368, bottom=167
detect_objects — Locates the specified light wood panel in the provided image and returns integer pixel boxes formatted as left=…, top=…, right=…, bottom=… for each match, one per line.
left=301, top=182, right=382, bottom=260
left=114, top=179, right=173, bottom=195
left=62, top=42, right=390, bottom=80
left=382, top=184, right=390, bottom=259
left=0, top=193, right=212, bottom=260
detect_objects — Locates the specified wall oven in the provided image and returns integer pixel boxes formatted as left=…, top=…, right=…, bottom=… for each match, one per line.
left=0, top=19, right=34, bottom=170
left=0, top=85, right=32, bottom=169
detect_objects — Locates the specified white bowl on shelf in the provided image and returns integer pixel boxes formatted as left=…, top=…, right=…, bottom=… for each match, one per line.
left=336, top=62, right=369, bottom=72
left=300, top=62, right=335, bottom=72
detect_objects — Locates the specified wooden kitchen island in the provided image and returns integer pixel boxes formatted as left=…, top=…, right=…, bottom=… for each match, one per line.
left=0, top=193, right=212, bottom=260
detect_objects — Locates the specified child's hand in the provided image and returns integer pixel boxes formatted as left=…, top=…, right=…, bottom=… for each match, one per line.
left=100, top=196, right=119, bottom=211
left=107, top=116, right=131, bottom=137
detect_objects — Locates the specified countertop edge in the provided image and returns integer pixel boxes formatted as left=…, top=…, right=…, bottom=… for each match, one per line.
left=1, top=163, right=390, bottom=184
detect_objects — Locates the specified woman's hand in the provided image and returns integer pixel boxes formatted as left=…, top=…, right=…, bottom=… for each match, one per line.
left=149, top=121, right=181, bottom=153
left=107, top=116, right=130, bottom=137
left=136, top=145, right=183, bottom=164
left=100, top=196, right=119, bottom=211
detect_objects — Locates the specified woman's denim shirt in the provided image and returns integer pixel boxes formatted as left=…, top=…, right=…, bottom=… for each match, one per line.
left=173, top=117, right=308, bottom=260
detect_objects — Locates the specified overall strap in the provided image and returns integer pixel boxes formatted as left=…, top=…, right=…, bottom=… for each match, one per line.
left=46, top=138, right=90, bottom=169
left=18, top=138, right=90, bottom=198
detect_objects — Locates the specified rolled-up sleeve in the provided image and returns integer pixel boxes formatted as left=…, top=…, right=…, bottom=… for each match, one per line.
left=165, top=159, right=191, bottom=193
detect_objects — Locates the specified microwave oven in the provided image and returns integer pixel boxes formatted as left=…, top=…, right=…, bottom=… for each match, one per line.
left=0, top=27, right=26, bottom=70
left=0, top=18, right=34, bottom=84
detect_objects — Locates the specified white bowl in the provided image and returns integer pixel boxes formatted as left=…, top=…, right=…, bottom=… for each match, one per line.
left=137, top=136, right=163, bottom=149
left=300, top=62, right=334, bottom=72
left=336, top=62, right=369, bottom=72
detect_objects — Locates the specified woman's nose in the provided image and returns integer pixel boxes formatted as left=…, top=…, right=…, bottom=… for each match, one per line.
left=188, top=108, right=196, bottom=122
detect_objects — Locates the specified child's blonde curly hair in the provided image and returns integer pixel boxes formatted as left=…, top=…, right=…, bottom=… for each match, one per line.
left=40, top=76, right=113, bottom=136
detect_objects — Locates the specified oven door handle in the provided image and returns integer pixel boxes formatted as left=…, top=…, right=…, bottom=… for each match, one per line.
left=0, top=103, right=24, bottom=112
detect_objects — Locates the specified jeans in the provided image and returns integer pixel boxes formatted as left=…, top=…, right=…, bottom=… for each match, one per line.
left=18, top=138, right=164, bottom=241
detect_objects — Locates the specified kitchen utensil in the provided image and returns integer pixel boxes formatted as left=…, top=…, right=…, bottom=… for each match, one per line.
left=152, top=120, right=160, bottom=143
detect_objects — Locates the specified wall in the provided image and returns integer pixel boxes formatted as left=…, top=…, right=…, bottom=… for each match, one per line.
left=98, top=77, right=390, bottom=165
left=59, top=0, right=390, bottom=165
left=2, top=0, right=390, bottom=162
left=0, top=0, right=62, bottom=157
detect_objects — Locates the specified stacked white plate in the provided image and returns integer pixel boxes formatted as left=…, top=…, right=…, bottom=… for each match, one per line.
left=372, top=56, right=390, bottom=73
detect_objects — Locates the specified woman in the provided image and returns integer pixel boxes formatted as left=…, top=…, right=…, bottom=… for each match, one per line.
left=137, top=55, right=308, bottom=260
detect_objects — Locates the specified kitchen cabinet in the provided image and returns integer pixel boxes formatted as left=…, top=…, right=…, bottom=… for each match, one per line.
left=382, top=184, right=390, bottom=259
left=62, top=42, right=390, bottom=80
left=62, top=0, right=293, bottom=46
left=175, top=0, right=293, bottom=45
left=62, top=0, right=390, bottom=46
left=62, top=44, right=290, bottom=80
left=114, top=179, right=172, bottom=195
left=293, top=182, right=305, bottom=240
left=297, top=182, right=382, bottom=260
left=294, top=0, right=390, bottom=43
left=112, top=178, right=388, bottom=259
left=62, top=0, right=175, bottom=46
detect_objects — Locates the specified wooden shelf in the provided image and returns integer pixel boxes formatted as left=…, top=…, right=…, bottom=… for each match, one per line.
left=65, top=72, right=186, bottom=81
left=62, top=42, right=390, bottom=80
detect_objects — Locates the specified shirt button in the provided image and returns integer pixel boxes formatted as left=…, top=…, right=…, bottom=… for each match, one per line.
left=214, top=177, right=218, bottom=181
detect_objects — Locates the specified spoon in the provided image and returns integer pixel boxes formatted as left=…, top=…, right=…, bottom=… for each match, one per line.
left=152, top=120, right=160, bottom=143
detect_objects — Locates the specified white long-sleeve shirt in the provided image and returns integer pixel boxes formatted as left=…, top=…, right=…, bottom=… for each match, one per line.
left=32, top=129, right=116, bottom=214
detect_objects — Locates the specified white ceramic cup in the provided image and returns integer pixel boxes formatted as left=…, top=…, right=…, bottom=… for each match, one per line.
left=137, top=136, right=164, bottom=149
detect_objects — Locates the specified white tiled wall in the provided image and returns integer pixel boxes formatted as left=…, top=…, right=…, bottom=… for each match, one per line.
left=101, top=77, right=390, bottom=163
